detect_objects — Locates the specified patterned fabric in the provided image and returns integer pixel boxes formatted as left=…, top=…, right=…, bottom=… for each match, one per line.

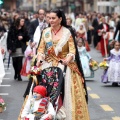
left=37, top=27, right=90, bottom=120
left=39, top=67, right=64, bottom=105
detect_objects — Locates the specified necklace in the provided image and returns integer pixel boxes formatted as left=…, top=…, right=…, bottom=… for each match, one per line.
left=52, top=26, right=62, bottom=35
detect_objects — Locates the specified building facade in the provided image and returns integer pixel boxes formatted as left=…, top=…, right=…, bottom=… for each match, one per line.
left=3, top=0, right=17, bottom=10
left=4, top=0, right=120, bottom=13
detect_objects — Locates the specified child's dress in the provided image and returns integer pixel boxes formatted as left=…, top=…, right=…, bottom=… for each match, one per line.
left=78, top=46, right=93, bottom=77
left=20, top=45, right=36, bottom=76
left=102, top=49, right=120, bottom=83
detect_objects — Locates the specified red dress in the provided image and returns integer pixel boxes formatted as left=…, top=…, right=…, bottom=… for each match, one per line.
left=98, top=24, right=109, bottom=57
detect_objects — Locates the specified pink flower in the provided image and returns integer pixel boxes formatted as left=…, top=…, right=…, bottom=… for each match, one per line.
left=54, top=82, right=58, bottom=87
left=43, top=79, right=46, bottom=83
left=46, top=72, right=54, bottom=77
left=0, top=98, right=4, bottom=103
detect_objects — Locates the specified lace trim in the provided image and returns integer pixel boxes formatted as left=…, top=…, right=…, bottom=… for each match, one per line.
left=66, top=53, right=75, bottom=62
left=54, top=27, right=71, bottom=56
left=111, top=49, right=120, bottom=56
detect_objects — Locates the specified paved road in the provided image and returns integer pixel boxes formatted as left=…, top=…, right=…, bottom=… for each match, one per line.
left=0, top=47, right=120, bottom=120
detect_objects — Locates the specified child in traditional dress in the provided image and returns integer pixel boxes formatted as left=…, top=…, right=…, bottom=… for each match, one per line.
left=103, top=41, right=120, bottom=86
left=76, top=23, right=90, bottom=51
left=77, top=38, right=93, bottom=78
left=21, top=85, right=55, bottom=120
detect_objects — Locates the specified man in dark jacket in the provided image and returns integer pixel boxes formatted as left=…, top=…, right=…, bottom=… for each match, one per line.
left=29, top=9, right=47, bottom=42
left=92, top=14, right=99, bottom=47
left=114, top=20, right=120, bottom=42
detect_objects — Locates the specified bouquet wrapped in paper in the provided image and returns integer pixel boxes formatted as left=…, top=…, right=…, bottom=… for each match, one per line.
left=29, top=66, right=41, bottom=75
left=99, top=61, right=109, bottom=69
left=89, top=60, right=99, bottom=71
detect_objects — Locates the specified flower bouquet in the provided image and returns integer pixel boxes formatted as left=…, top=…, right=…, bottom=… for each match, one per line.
left=29, top=66, right=41, bottom=75
left=89, top=60, right=99, bottom=71
left=0, top=98, right=6, bottom=112
left=99, top=61, right=109, bottom=69
left=27, top=52, right=35, bottom=60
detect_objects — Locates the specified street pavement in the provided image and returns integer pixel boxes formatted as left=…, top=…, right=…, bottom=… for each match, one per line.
left=0, top=47, right=120, bottom=120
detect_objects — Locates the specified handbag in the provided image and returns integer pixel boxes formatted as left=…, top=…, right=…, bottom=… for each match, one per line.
left=55, top=106, right=66, bottom=120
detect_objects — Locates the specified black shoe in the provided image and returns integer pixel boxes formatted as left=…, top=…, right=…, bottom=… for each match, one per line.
left=18, top=75, right=22, bottom=81
left=112, top=82, right=118, bottom=87
left=14, top=74, right=18, bottom=80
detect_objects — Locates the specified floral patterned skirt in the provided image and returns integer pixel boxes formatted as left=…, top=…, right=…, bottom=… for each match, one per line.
left=40, top=61, right=90, bottom=120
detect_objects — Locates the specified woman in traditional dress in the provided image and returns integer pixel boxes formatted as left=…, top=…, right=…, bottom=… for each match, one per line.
left=103, top=41, right=120, bottom=86
left=77, top=38, right=94, bottom=78
left=36, top=9, right=90, bottom=120
left=98, top=17, right=109, bottom=57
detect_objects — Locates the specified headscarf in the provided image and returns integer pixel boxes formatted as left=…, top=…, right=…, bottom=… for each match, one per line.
left=77, top=23, right=87, bottom=40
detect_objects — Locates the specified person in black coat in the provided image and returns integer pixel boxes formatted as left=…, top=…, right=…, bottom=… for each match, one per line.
left=7, top=17, right=30, bottom=81
left=92, top=15, right=99, bottom=47
left=114, top=20, right=120, bottom=42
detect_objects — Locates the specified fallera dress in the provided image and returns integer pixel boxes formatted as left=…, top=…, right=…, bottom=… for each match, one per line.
left=107, top=49, right=120, bottom=82
left=37, top=27, right=90, bottom=120
left=78, top=46, right=93, bottom=78
left=102, top=49, right=120, bottom=83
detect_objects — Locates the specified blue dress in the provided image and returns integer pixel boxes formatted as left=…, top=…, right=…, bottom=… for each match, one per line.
left=78, top=46, right=93, bottom=78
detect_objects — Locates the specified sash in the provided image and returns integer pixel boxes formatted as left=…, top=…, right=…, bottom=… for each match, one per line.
left=43, top=27, right=84, bottom=83
left=46, top=41, right=84, bottom=83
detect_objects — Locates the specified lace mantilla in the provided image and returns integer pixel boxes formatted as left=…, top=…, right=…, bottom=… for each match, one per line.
left=54, top=27, right=71, bottom=56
